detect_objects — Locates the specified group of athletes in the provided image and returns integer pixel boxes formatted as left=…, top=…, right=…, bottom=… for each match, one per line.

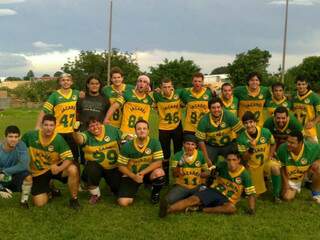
left=1, top=67, right=320, bottom=218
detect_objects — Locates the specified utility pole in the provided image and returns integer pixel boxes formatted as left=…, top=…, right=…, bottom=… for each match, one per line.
left=107, top=0, right=113, bottom=85
left=281, top=0, right=289, bottom=83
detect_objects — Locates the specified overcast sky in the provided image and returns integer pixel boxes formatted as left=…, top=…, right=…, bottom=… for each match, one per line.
left=1, top=0, right=320, bottom=78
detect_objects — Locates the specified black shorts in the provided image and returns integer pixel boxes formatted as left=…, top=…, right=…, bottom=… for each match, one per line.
left=82, top=161, right=121, bottom=194
left=159, top=122, right=183, bottom=159
left=1, top=171, right=29, bottom=192
left=118, top=174, right=151, bottom=198
left=194, top=188, right=229, bottom=207
left=31, top=170, right=68, bottom=196
left=206, top=142, right=237, bottom=164
left=61, top=133, right=79, bottom=162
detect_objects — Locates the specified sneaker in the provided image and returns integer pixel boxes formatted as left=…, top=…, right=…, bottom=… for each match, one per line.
left=69, top=198, right=81, bottom=210
left=151, top=192, right=160, bottom=204
left=159, top=198, right=168, bottom=218
left=89, top=195, right=101, bottom=205
left=312, top=195, right=320, bottom=204
left=185, top=206, right=200, bottom=213
left=273, top=196, right=282, bottom=204
left=51, top=187, right=62, bottom=198
left=20, top=201, right=29, bottom=209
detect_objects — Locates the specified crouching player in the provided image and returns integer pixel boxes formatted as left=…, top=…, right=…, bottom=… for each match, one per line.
left=0, top=126, right=32, bottom=208
left=275, top=130, right=320, bottom=203
left=73, top=117, right=122, bottom=204
left=22, top=114, right=80, bottom=209
left=159, top=150, right=256, bottom=217
left=165, top=134, right=209, bottom=205
left=117, top=120, right=165, bottom=206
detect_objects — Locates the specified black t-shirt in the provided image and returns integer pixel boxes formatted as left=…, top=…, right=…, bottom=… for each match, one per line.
left=76, top=94, right=110, bottom=131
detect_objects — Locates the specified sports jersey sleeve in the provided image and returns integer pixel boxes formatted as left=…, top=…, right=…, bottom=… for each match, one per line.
left=233, top=86, right=242, bottom=99
left=237, top=134, right=249, bottom=153
left=178, top=88, right=187, bottom=104
left=265, top=128, right=275, bottom=145
left=242, top=171, right=256, bottom=196
left=229, top=112, right=243, bottom=133
left=152, top=140, right=164, bottom=162
left=275, top=144, right=287, bottom=166
left=117, top=143, right=130, bottom=165
left=199, top=151, right=209, bottom=171
left=195, top=115, right=207, bottom=141
left=263, top=117, right=273, bottom=130
left=171, top=152, right=181, bottom=168
left=291, top=115, right=303, bottom=132
left=115, top=91, right=127, bottom=106
left=313, top=93, right=320, bottom=116
left=80, top=131, right=89, bottom=144
left=56, top=135, right=73, bottom=161
left=43, top=92, right=56, bottom=114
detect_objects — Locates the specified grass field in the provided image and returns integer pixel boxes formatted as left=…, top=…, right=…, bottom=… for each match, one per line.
left=1, top=108, right=320, bottom=240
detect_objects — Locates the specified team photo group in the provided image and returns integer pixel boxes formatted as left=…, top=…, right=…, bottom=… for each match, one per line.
left=1, top=67, right=320, bottom=218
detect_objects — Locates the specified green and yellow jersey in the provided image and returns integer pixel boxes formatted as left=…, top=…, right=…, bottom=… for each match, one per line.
left=43, top=89, right=79, bottom=134
left=80, top=125, right=121, bottom=170
left=292, top=90, right=320, bottom=138
left=210, top=161, right=256, bottom=205
left=265, top=96, right=292, bottom=116
left=117, top=137, right=163, bottom=174
left=237, top=127, right=275, bottom=168
left=21, top=130, right=73, bottom=177
left=221, top=95, right=238, bottom=116
left=180, top=87, right=213, bottom=133
left=153, top=90, right=182, bottom=130
left=195, top=110, right=243, bottom=147
left=171, top=149, right=208, bottom=189
left=263, top=114, right=303, bottom=148
left=102, top=84, right=134, bottom=128
left=276, top=141, right=320, bottom=183
left=116, top=89, right=154, bottom=136
left=233, top=86, right=271, bottom=127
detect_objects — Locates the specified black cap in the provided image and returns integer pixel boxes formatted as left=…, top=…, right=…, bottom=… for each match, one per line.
left=183, top=134, right=198, bottom=144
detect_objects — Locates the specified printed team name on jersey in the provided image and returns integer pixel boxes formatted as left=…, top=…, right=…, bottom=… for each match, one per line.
left=188, top=102, right=208, bottom=109
left=160, top=102, right=180, bottom=111
left=286, top=165, right=310, bottom=181
left=59, top=104, right=76, bottom=113
left=181, top=167, right=202, bottom=176
left=239, top=101, right=264, bottom=108
left=127, top=103, right=148, bottom=113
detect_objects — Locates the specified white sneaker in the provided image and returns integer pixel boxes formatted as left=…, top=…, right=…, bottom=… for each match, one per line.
left=312, top=195, right=320, bottom=204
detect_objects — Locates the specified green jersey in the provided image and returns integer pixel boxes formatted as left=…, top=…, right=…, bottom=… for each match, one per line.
left=221, top=95, right=238, bottom=116
left=276, top=141, right=320, bottom=182
left=265, top=96, right=292, bottom=116
left=22, top=130, right=73, bottom=177
left=172, top=149, right=208, bottom=189
left=237, top=127, right=275, bottom=168
left=196, top=110, right=243, bottom=146
left=117, top=137, right=163, bottom=174
left=43, top=89, right=79, bottom=134
left=180, top=87, right=213, bottom=133
left=102, top=84, right=134, bottom=128
left=153, top=90, right=182, bottom=130
left=292, top=90, right=320, bottom=138
left=210, top=161, right=256, bottom=205
left=263, top=114, right=303, bottom=148
left=233, top=86, right=271, bottom=126
left=80, top=125, right=121, bottom=170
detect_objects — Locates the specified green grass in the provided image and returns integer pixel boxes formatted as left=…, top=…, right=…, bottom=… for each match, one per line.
left=1, top=108, right=320, bottom=240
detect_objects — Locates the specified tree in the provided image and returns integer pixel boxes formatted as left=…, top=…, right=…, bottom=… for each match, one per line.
left=227, top=47, right=272, bottom=86
left=23, top=70, right=35, bottom=81
left=4, top=76, right=22, bottom=81
left=42, top=74, right=50, bottom=77
left=210, top=66, right=229, bottom=75
left=61, top=49, right=140, bottom=90
left=149, top=57, right=201, bottom=88
left=285, top=56, right=320, bottom=93
left=54, top=71, right=63, bottom=78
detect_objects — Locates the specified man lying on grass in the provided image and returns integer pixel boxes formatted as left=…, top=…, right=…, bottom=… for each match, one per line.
left=117, top=119, right=165, bottom=206
left=159, top=150, right=256, bottom=217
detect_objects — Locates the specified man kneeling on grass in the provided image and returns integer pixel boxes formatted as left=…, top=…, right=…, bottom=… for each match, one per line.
left=22, top=114, right=80, bottom=209
left=117, top=119, right=165, bottom=206
left=164, top=134, right=209, bottom=205
left=159, top=150, right=256, bottom=217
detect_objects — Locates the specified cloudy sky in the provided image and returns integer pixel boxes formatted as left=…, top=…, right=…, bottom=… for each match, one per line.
left=1, top=0, right=320, bottom=78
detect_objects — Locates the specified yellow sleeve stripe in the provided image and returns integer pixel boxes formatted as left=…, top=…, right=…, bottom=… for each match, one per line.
left=171, top=161, right=178, bottom=167
left=43, top=102, right=53, bottom=111
left=245, top=186, right=256, bottom=195
left=116, top=96, right=125, bottom=106
left=316, top=105, right=320, bottom=112
left=153, top=153, right=164, bottom=159
left=60, top=150, right=73, bottom=157
left=195, top=131, right=206, bottom=140
left=117, top=155, right=129, bottom=165
left=153, top=150, right=163, bottom=156
left=237, top=145, right=247, bottom=152
left=232, top=122, right=243, bottom=132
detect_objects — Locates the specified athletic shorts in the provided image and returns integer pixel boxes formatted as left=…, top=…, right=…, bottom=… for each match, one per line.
left=194, top=188, right=229, bottom=207
left=1, top=171, right=29, bottom=192
left=117, top=173, right=151, bottom=198
left=248, top=159, right=281, bottom=195
left=82, top=161, right=121, bottom=194
left=31, top=170, right=68, bottom=196
left=288, top=180, right=302, bottom=192
left=159, top=122, right=183, bottom=159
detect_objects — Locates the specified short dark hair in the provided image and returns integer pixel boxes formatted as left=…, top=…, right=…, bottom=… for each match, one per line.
left=242, top=111, right=256, bottom=122
left=221, top=82, right=233, bottom=91
left=110, top=67, right=124, bottom=78
left=226, top=149, right=241, bottom=160
left=42, top=114, right=56, bottom=124
left=135, top=119, right=149, bottom=129
left=274, top=106, right=289, bottom=116
left=295, top=75, right=307, bottom=83
left=247, top=72, right=261, bottom=84
left=86, top=74, right=103, bottom=94
left=271, top=82, right=284, bottom=91
left=192, top=72, right=204, bottom=80
left=5, top=125, right=20, bottom=137
left=86, top=116, right=102, bottom=128
left=161, top=78, right=173, bottom=85
left=288, top=130, right=304, bottom=143
left=208, top=97, right=224, bottom=109
left=183, top=134, right=198, bottom=144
